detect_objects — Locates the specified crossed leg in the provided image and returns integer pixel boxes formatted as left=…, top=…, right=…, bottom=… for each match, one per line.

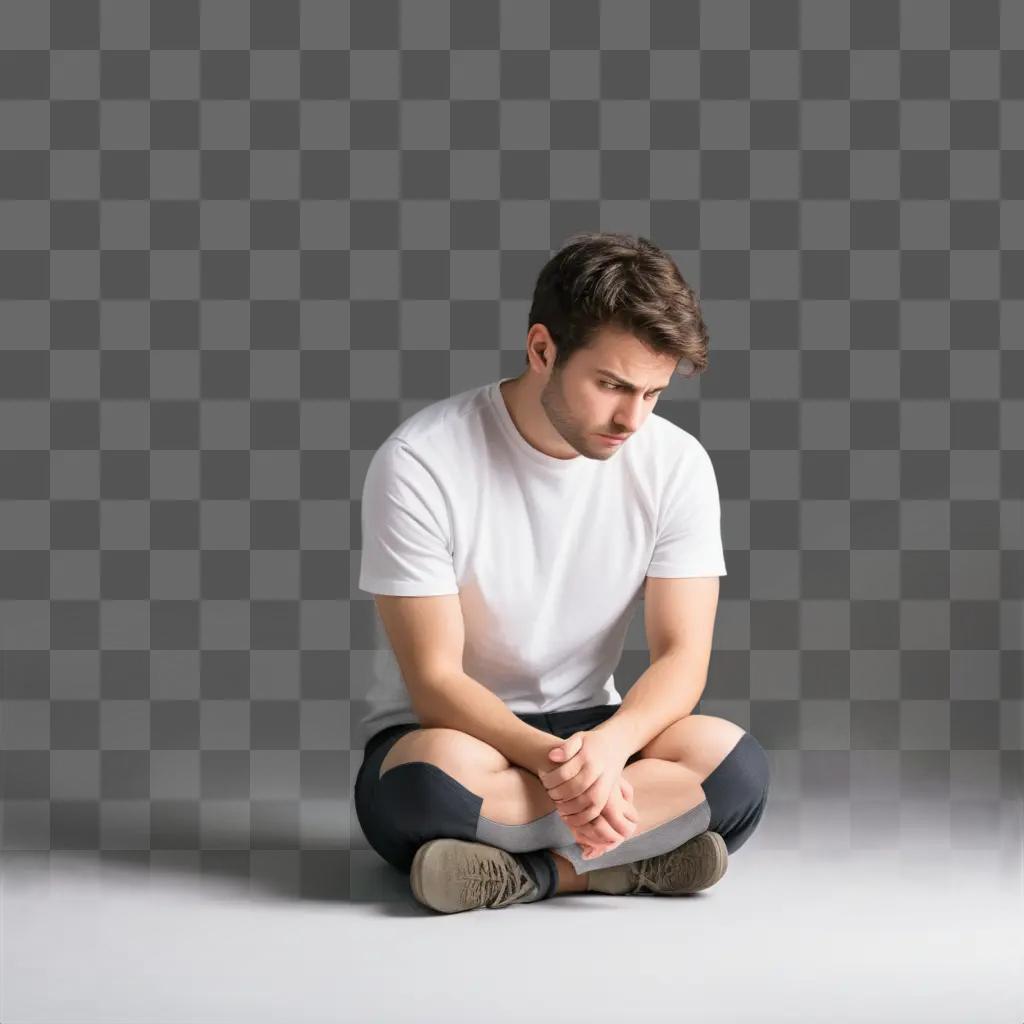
left=548, top=715, right=749, bottom=885
left=375, top=713, right=752, bottom=892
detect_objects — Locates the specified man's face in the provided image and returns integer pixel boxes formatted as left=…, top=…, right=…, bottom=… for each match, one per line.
left=539, top=326, right=678, bottom=460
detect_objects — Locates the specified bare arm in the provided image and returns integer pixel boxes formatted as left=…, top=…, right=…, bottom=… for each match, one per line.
left=372, top=593, right=557, bottom=776
left=596, top=575, right=721, bottom=756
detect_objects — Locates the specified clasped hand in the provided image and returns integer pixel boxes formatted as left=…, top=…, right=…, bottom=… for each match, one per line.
left=536, top=728, right=640, bottom=860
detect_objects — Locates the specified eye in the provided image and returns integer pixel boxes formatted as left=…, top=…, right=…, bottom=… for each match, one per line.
left=601, top=381, right=661, bottom=400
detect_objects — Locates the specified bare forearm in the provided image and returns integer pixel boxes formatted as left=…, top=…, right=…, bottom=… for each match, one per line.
left=411, top=670, right=557, bottom=776
left=592, top=650, right=709, bottom=758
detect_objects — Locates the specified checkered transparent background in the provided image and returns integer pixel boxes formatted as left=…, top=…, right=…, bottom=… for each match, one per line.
left=0, top=1, right=1021, bottom=887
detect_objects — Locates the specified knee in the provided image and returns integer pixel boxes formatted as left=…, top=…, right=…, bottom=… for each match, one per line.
left=377, top=757, right=484, bottom=818
left=378, top=727, right=509, bottom=782
left=700, top=731, right=770, bottom=854
left=738, top=730, right=770, bottom=797
left=373, top=759, right=484, bottom=868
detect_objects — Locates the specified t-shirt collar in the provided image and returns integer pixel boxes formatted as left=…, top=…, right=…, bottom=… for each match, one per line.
left=488, top=377, right=592, bottom=474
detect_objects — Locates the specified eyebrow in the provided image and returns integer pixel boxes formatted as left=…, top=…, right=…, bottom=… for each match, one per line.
left=595, top=369, right=672, bottom=392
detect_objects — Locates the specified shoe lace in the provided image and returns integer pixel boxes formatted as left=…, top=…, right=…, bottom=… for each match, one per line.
left=634, top=843, right=700, bottom=892
left=461, top=855, right=536, bottom=909
left=634, top=855, right=675, bottom=894
left=633, top=833, right=719, bottom=894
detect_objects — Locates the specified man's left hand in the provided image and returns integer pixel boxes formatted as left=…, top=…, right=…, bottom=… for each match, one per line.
left=537, top=727, right=637, bottom=853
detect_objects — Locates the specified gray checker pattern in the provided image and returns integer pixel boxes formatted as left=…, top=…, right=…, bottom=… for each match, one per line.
left=0, top=0, right=1021, bottom=895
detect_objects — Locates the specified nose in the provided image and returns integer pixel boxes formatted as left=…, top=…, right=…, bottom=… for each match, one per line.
left=611, top=396, right=647, bottom=433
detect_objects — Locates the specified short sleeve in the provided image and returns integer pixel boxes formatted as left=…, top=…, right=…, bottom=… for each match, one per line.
left=357, top=440, right=460, bottom=596
left=646, top=441, right=727, bottom=579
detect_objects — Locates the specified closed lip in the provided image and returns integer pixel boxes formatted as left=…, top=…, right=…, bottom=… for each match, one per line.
left=598, top=433, right=629, bottom=441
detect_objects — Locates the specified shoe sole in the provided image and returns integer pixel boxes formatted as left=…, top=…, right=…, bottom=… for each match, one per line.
left=410, top=838, right=452, bottom=912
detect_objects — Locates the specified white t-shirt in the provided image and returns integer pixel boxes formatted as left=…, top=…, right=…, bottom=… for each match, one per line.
left=355, top=376, right=727, bottom=747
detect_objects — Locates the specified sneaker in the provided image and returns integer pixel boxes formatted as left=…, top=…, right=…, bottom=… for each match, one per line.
left=587, top=830, right=728, bottom=896
left=410, top=838, right=548, bottom=914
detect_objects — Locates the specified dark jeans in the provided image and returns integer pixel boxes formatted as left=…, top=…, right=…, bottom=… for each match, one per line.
left=353, top=703, right=770, bottom=873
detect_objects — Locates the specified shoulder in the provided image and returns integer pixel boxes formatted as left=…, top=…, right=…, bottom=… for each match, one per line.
left=641, top=414, right=719, bottom=511
left=646, top=411, right=712, bottom=468
left=378, top=383, right=490, bottom=463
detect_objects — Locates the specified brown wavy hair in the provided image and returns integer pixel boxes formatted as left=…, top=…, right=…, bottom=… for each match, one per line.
left=526, top=231, right=710, bottom=379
